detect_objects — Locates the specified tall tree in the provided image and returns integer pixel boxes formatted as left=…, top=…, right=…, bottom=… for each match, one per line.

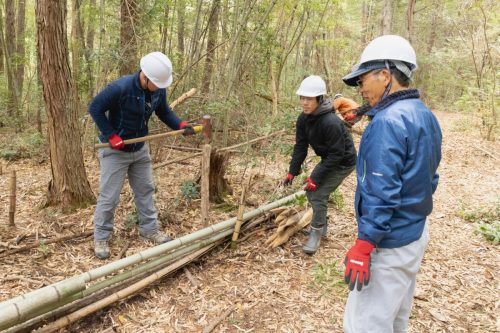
left=71, top=0, right=85, bottom=114
left=177, top=0, right=186, bottom=68
left=201, top=0, right=220, bottom=94
left=4, top=0, right=20, bottom=119
left=36, top=0, right=95, bottom=209
left=380, top=0, right=392, bottom=35
left=120, top=0, right=138, bottom=76
left=15, top=0, right=25, bottom=93
left=406, top=0, right=416, bottom=43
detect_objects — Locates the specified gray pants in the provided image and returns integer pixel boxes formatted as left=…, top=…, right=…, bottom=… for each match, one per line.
left=94, top=145, right=158, bottom=241
left=343, top=223, right=429, bottom=333
left=307, top=165, right=354, bottom=228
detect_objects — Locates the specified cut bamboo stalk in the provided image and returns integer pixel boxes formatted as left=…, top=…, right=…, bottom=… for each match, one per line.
left=201, top=144, right=211, bottom=226
left=9, top=170, right=16, bottom=226
left=34, top=242, right=219, bottom=333
left=231, top=174, right=253, bottom=247
left=7, top=231, right=232, bottom=333
left=0, top=191, right=305, bottom=330
left=170, top=88, right=197, bottom=109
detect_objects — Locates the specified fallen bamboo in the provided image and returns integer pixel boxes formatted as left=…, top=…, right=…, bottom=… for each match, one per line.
left=94, top=125, right=204, bottom=149
left=0, top=231, right=93, bottom=259
left=0, top=191, right=305, bottom=330
left=152, top=129, right=286, bottom=170
left=34, top=240, right=223, bottom=333
left=170, top=88, right=197, bottom=109
left=9, top=170, right=16, bottom=226
left=7, top=230, right=233, bottom=333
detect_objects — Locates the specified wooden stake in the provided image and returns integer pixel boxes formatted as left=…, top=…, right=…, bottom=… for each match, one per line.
left=231, top=174, right=253, bottom=247
left=9, top=170, right=16, bottom=226
left=201, top=144, right=212, bottom=226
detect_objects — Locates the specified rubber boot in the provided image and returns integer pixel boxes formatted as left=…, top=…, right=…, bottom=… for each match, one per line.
left=303, top=226, right=323, bottom=255
left=306, top=224, right=328, bottom=237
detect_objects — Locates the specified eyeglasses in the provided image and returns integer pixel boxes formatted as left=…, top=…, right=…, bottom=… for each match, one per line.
left=356, top=70, right=382, bottom=88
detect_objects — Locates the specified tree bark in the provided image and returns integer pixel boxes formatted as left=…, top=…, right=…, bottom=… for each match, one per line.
left=201, top=0, right=220, bottom=94
left=120, top=0, right=138, bottom=76
left=36, top=0, right=95, bottom=209
left=71, top=0, right=85, bottom=115
left=177, top=0, right=186, bottom=68
left=5, top=0, right=19, bottom=119
left=380, top=0, right=392, bottom=35
left=160, top=3, right=170, bottom=53
left=406, top=0, right=416, bottom=43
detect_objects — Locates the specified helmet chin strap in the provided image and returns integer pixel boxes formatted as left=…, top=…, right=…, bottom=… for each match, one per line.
left=380, top=60, right=393, bottom=101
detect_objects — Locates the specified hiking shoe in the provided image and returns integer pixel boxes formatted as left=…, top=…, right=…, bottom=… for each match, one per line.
left=140, top=231, right=173, bottom=244
left=94, top=240, right=110, bottom=259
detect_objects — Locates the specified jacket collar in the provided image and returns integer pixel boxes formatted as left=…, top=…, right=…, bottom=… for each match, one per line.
left=133, top=71, right=143, bottom=91
left=306, top=99, right=332, bottom=117
left=367, top=89, right=420, bottom=117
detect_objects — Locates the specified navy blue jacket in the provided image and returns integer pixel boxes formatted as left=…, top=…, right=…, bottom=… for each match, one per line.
left=355, top=89, right=442, bottom=248
left=88, top=72, right=182, bottom=152
left=289, top=99, right=357, bottom=184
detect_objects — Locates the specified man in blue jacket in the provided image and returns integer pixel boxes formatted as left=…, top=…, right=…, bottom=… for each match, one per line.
left=89, top=52, right=194, bottom=259
left=341, top=35, right=442, bottom=332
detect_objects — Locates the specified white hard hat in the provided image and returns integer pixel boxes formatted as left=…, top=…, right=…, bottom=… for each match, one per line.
left=140, top=52, right=173, bottom=88
left=343, top=35, right=418, bottom=86
left=296, top=75, right=327, bottom=97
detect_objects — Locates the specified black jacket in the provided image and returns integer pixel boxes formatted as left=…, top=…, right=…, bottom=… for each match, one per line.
left=289, top=99, right=357, bottom=183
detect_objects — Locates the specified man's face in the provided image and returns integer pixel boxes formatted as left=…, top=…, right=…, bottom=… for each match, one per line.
left=357, top=69, right=389, bottom=107
left=146, top=79, right=159, bottom=92
left=300, top=96, right=319, bottom=115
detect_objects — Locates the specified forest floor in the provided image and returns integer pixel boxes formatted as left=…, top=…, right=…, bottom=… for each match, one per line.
left=0, top=110, right=498, bottom=333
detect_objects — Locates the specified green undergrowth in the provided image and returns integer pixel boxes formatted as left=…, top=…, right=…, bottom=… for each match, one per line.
left=458, top=203, right=500, bottom=245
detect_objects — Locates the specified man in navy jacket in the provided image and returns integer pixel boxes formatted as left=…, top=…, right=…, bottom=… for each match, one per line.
left=89, top=52, right=194, bottom=259
left=341, top=36, right=442, bottom=332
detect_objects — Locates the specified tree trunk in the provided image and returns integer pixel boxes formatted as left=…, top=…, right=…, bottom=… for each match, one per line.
left=71, top=0, right=84, bottom=115
left=15, top=0, right=25, bottom=94
left=160, top=3, right=170, bottom=54
left=380, top=0, right=392, bottom=35
left=5, top=0, right=19, bottom=119
left=177, top=0, right=186, bottom=68
left=85, top=0, right=96, bottom=99
left=406, top=0, right=416, bottom=43
left=36, top=0, right=95, bottom=209
left=120, top=0, right=138, bottom=76
left=201, top=0, right=220, bottom=94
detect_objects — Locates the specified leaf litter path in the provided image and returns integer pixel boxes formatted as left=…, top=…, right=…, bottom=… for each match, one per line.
left=0, top=111, right=498, bottom=332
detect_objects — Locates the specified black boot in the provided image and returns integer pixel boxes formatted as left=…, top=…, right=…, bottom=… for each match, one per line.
left=303, top=226, right=323, bottom=255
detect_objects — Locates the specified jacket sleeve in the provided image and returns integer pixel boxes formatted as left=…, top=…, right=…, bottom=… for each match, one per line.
left=357, top=119, right=407, bottom=245
left=288, top=116, right=308, bottom=176
left=431, top=173, right=439, bottom=194
left=310, top=120, right=347, bottom=184
left=155, top=90, right=183, bottom=130
left=88, top=83, right=121, bottom=140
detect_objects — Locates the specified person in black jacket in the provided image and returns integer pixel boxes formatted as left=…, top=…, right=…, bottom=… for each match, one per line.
left=283, top=75, right=357, bottom=254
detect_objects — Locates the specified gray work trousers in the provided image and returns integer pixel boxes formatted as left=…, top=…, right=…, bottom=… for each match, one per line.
left=343, top=223, right=430, bottom=333
left=94, top=145, right=158, bottom=241
left=307, top=165, right=354, bottom=228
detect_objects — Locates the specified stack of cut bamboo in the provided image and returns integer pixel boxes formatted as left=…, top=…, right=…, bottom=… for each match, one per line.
left=265, top=206, right=312, bottom=248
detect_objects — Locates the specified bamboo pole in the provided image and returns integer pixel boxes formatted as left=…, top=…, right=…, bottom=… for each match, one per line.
left=170, top=88, right=197, bottom=109
left=94, top=125, right=203, bottom=149
left=0, top=191, right=305, bottom=330
left=201, top=144, right=211, bottom=226
left=34, top=241, right=222, bottom=333
left=9, top=170, right=16, bottom=226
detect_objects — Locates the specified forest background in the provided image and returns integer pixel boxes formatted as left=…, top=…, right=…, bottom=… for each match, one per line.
left=0, top=0, right=498, bottom=208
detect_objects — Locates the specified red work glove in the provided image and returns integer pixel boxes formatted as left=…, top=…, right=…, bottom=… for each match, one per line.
left=179, top=121, right=195, bottom=136
left=282, top=173, right=294, bottom=186
left=108, top=133, right=125, bottom=150
left=303, top=177, right=317, bottom=192
left=344, top=239, right=375, bottom=291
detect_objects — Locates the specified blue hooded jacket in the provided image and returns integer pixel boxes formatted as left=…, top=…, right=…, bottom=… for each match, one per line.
left=88, top=72, right=183, bottom=152
left=355, top=89, right=442, bottom=248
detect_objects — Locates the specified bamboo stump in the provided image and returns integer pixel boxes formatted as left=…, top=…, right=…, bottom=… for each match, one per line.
left=201, top=144, right=211, bottom=226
